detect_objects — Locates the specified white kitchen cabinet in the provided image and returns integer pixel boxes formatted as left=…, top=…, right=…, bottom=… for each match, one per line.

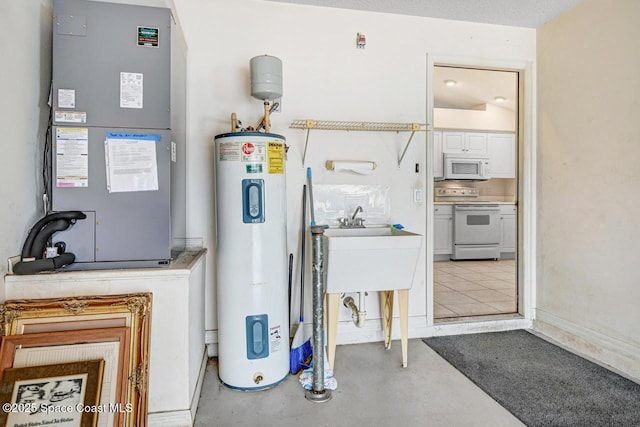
left=434, top=204, right=453, bottom=255
left=442, top=131, right=488, bottom=155
left=488, top=133, right=516, bottom=178
left=500, top=205, right=517, bottom=255
left=442, top=131, right=465, bottom=153
left=465, top=132, right=489, bottom=155
left=433, top=131, right=443, bottom=179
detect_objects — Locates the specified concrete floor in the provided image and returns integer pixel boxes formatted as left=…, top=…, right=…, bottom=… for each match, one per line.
left=194, top=339, right=524, bottom=427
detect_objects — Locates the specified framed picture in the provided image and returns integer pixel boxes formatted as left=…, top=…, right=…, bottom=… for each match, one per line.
left=0, top=359, right=104, bottom=427
left=0, top=293, right=152, bottom=427
left=0, top=327, right=130, bottom=427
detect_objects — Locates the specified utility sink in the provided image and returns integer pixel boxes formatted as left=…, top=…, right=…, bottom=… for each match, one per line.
left=323, top=226, right=423, bottom=293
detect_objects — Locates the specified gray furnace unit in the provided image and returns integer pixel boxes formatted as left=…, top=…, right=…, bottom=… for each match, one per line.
left=50, top=0, right=173, bottom=269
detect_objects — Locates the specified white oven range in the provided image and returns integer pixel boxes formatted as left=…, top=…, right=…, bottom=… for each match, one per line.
left=452, top=204, right=501, bottom=260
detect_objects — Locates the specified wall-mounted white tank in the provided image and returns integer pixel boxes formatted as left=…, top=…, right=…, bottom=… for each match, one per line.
left=214, top=131, right=289, bottom=390
left=250, top=55, right=283, bottom=101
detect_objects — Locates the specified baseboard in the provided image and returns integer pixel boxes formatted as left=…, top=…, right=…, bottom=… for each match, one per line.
left=205, top=330, right=218, bottom=357
left=148, top=410, right=193, bottom=427
left=335, top=315, right=532, bottom=344
left=148, top=350, right=208, bottom=426
left=190, top=350, right=208, bottom=421
left=534, top=309, right=640, bottom=382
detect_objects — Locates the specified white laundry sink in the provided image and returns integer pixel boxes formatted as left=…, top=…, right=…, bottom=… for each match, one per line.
left=323, top=226, right=423, bottom=293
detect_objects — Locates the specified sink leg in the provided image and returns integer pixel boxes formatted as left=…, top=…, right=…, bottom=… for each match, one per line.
left=326, top=293, right=340, bottom=370
left=380, top=290, right=394, bottom=350
left=398, top=289, right=409, bottom=368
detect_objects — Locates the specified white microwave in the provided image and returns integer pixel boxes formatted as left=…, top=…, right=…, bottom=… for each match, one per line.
left=443, top=153, right=491, bottom=181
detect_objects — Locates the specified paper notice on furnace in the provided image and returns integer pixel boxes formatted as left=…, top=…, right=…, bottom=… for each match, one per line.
left=105, top=133, right=159, bottom=193
left=120, top=72, right=143, bottom=109
left=56, top=127, right=89, bottom=188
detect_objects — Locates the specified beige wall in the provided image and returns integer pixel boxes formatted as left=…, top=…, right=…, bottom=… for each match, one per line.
left=536, top=0, right=640, bottom=379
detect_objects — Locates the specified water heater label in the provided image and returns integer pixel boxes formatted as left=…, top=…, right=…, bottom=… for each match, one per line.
left=218, top=141, right=241, bottom=161
left=270, top=325, right=282, bottom=353
left=246, top=164, right=263, bottom=174
left=241, top=142, right=265, bottom=162
left=267, top=141, right=284, bottom=174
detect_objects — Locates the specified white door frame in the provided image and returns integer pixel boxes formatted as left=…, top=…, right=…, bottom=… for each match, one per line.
left=421, top=53, right=536, bottom=336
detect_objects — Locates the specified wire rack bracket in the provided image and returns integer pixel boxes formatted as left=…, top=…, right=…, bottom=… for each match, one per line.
left=290, top=119, right=428, bottom=165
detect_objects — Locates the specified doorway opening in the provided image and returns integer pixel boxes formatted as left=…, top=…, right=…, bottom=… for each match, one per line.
left=432, top=65, right=519, bottom=321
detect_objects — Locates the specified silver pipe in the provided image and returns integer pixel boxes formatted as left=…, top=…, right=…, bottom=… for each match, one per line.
left=305, top=225, right=331, bottom=403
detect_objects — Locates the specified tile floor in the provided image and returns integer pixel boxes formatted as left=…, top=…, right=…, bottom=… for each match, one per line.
left=434, top=259, right=517, bottom=319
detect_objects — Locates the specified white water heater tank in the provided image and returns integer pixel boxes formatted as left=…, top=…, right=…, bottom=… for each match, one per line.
left=214, top=131, right=289, bottom=390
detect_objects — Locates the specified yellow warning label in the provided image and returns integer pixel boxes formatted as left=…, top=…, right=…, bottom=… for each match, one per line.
left=267, top=141, right=285, bottom=174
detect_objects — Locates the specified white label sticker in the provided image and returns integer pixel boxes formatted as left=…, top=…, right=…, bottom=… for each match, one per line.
left=270, top=325, right=282, bottom=353
left=56, top=127, right=89, bottom=188
left=218, top=141, right=241, bottom=161
left=120, top=72, right=143, bottom=109
left=241, top=141, right=266, bottom=162
left=57, top=89, right=76, bottom=108
left=55, top=110, right=86, bottom=123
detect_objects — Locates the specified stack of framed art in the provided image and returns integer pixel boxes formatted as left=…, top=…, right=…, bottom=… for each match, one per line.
left=0, top=293, right=152, bottom=427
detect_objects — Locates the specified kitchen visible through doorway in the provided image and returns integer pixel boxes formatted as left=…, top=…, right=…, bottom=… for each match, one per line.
left=432, top=65, right=519, bottom=320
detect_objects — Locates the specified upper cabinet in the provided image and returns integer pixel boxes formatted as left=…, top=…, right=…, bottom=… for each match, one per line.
left=433, top=130, right=515, bottom=179
left=442, top=131, right=488, bottom=155
left=487, top=133, right=516, bottom=178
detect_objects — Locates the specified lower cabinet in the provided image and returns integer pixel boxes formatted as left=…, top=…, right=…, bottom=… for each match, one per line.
left=500, top=205, right=517, bottom=254
left=434, top=204, right=516, bottom=258
left=434, top=204, right=453, bottom=255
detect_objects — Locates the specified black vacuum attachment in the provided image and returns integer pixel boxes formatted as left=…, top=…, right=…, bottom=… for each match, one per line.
left=13, top=211, right=86, bottom=275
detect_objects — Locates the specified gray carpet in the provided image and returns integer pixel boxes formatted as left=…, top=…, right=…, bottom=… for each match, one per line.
left=423, top=330, right=640, bottom=427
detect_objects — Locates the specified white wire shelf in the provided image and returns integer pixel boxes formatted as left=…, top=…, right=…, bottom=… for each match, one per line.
left=289, top=119, right=428, bottom=165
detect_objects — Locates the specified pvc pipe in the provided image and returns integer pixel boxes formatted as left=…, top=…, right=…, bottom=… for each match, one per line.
left=357, top=292, right=367, bottom=328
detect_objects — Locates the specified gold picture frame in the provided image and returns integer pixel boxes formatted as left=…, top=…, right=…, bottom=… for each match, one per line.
left=0, top=293, right=152, bottom=427
left=0, top=327, right=130, bottom=427
left=0, top=359, right=105, bottom=427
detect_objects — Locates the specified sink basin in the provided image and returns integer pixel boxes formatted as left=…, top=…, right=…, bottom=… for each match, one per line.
left=323, top=226, right=423, bottom=293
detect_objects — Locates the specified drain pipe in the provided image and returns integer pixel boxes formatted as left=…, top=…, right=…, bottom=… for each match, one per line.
left=305, top=225, right=332, bottom=403
left=343, top=292, right=367, bottom=328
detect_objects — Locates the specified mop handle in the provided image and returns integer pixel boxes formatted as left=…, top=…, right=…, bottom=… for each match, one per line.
left=306, top=167, right=316, bottom=226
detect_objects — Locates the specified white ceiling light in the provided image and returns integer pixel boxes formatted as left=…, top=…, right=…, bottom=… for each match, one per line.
left=444, top=80, right=457, bottom=87
left=494, top=96, right=507, bottom=102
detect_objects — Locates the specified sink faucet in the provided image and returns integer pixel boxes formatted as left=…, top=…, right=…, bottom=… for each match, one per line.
left=351, top=206, right=363, bottom=220
left=339, top=206, right=365, bottom=228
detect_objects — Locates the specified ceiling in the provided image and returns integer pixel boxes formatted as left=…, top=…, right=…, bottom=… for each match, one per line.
left=265, top=0, right=583, bottom=28
left=434, top=66, right=517, bottom=112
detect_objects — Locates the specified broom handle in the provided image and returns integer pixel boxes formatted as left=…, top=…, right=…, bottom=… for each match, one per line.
left=307, top=168, right=316, bottom=226
left=300, top=185, right=306, bottom=322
